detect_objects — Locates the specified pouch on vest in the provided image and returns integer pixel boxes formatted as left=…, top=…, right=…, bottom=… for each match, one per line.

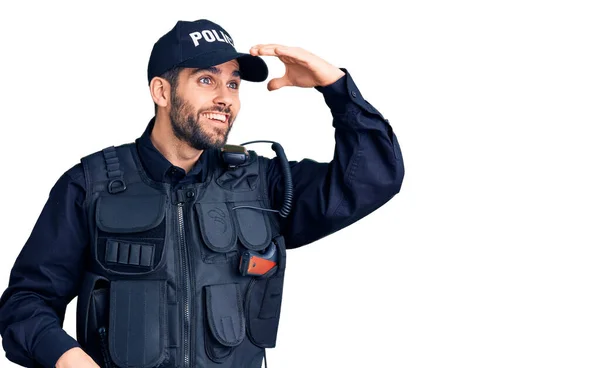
left=194, top=199, right=272, bottom=264
left=76, top=271, right=110, bottom=366
left=244, top=234, right=287, bottom=348
left=108, top=279, right=168, bottom=368
left=95, top=193, right=168, bottom=275
left=203, top=283, right=246, bottom=363
left=195, top=202, right=238, bottom=264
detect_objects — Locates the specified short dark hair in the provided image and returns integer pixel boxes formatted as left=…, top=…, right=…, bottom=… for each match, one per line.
left=154, top=66, right=183, bottom=113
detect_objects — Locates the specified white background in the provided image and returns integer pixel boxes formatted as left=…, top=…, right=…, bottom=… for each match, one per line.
left=0, top=0, right=599, bottom=367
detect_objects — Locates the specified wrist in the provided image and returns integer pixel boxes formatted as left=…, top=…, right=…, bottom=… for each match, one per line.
left=319, top=67, right=346, bottom=87
left=32, top=328, right=80, bottom=368
left=55, top=347, right=79, bottom=368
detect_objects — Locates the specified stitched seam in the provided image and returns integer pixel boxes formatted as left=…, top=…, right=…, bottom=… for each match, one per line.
left=333, top=131, right=363, bottom=217
left=258, top=156, right=271, bottom=208
left=236, top=284, right=244, bottom=343
left=81, top=158, right=92, bottom=210
left=126, top=286, right=131, bottom=367
left=143, top=284, right=147, bottom=364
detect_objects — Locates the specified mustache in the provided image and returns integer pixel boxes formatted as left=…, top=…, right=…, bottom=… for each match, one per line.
left=200, top=106, right=231, bottom=115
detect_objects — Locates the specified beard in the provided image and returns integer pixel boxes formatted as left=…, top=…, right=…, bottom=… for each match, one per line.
left=169, top=91, right=233, bottom=151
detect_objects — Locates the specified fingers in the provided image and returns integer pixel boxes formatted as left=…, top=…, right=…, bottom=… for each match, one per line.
left=250, top=46, right=308, bottom=68
left=250, top=44, right=294, bottom=57
left=250, top=45, right=279, bottom=56
left=250, top=43, right=285, bottom=51
left=267, top=77, right=292, bottom=91
left=249, top=47, right=276, bottom=57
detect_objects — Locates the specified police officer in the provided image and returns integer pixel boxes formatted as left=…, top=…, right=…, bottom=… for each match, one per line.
left=0, top=19, right=404, bottom=368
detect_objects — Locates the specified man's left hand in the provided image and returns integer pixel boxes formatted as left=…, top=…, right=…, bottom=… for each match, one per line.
left=249, top=44, right=346, bottom=91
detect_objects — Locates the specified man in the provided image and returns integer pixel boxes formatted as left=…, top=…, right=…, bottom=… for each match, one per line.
left=0, top=19, right=404, bottom=368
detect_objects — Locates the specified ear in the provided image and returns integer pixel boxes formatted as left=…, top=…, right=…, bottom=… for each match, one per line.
left=149, top=77, right=171, bottom=109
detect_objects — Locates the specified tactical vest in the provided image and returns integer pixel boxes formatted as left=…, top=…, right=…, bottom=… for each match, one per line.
left=75, top=142, right=287, bottom=368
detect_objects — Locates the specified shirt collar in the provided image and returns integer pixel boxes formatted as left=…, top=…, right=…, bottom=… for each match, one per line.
left=134, top=117, right=211, bottom=184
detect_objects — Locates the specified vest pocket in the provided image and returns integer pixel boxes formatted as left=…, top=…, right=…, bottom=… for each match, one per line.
left=108, top=279, right=167, bottom=368
left=244, top=235, right=287, bottom=348
left=193, top=202, right=239, bottom=264
left=196, top=202, right=238, bottom=253
left=233, top=200, right=272, bottom=251
left=95, top=193, right=167, bottom=274
left=245, top=276, right=284, bottom=348
left=76, top=272, right=110, bottom=366
left=194, top=200, right=273, bottom=264
left=203, top=283, right=246, bottom=363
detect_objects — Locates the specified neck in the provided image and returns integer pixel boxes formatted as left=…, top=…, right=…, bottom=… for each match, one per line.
left=151, top=113, right=203, bottom=173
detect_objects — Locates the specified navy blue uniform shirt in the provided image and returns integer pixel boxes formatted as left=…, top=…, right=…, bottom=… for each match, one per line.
left=0, top=69, right=404, bottom=367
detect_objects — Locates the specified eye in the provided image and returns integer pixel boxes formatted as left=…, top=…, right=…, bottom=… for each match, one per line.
left=228, top=81, right=239, bottom=89
left=198, top=76, right=212, bottom=85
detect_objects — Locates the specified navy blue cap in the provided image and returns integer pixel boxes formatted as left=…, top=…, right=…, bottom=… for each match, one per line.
left=147, top=19, right=268, bottom=84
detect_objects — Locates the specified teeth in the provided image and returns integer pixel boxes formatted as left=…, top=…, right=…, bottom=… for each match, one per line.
left=202, top=113, right=226, bottom=122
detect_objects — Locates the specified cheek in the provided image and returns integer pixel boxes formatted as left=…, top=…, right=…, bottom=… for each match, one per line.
left=232, top=100, right=241, bottom=116
left=180, top=90, right=208, bottom=111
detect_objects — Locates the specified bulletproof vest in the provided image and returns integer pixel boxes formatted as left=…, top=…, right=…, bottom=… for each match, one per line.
left=75, top=142, right=287, bottom=368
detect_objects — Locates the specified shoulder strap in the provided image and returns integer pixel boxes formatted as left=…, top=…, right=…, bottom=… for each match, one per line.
left=80, top=143, right=139, bottom=205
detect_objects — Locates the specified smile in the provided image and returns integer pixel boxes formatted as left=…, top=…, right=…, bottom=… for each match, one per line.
left=201, top=112, right=229, bottom=124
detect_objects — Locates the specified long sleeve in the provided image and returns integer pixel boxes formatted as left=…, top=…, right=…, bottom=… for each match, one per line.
left=267, top=68, right=405, bottom=249
left=0, top=164, right=89, bottom=367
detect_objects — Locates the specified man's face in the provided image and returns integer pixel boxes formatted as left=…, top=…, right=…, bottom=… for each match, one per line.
left=168, top=59, right=241, bottom=151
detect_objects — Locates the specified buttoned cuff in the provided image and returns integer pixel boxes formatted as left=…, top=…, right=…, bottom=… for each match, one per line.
left=32, top=328, right=80, bottom=368
left=314, top=68, right=384, bottom=118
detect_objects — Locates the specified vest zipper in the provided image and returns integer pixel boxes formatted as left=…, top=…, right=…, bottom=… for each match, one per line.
left=98, top=326, right=114, bottom=368
left=177, top=202, right=192, bottom=368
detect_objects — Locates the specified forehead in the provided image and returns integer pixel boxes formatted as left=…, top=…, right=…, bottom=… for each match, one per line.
left=185, top=59, right=241, bottom=79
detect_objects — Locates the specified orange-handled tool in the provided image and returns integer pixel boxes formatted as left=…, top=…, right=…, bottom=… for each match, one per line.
left=239, top=242, right=278, bottom=276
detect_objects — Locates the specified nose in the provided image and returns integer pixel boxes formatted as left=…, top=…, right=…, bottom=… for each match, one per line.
left=213, top=84, right=234, bottom=109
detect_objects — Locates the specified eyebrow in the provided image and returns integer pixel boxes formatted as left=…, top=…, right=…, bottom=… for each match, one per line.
left=190, top=66, right=241, bottom=78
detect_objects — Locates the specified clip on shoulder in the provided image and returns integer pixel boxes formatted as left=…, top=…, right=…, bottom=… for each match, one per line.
left=221, top=144, right=249, bottom=169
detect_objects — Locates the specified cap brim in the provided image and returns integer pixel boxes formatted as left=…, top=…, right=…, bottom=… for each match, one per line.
left=177, top=51, right=268, bottom=82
